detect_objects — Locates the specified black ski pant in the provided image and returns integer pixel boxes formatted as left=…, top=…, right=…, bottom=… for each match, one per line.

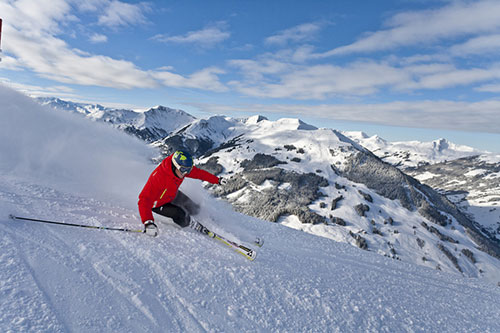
left=152, top=191, right=199, bottom=228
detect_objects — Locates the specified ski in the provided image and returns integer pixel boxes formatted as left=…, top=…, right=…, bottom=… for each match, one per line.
left=190, top=220, right=257, bottom=261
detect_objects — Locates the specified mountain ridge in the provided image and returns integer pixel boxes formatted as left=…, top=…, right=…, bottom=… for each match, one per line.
left=37, top=97, right=195, bottom=142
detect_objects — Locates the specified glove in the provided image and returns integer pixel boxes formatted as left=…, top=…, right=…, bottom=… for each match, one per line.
left=144, top=220, right=158, bottom=237
left=218, top=176, right=227, bottom=186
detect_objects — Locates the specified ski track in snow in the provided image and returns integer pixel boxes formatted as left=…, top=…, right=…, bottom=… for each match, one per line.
left=1, top=179, right=500, bottom=332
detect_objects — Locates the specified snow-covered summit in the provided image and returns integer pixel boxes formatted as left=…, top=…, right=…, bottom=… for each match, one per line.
left=244, top=114, right=268, bottom=124
left=37, top=97, right=108, bottom=115
left=346, top=131, right=388, bottom=147
left=132, top=105, right=196, bottom=135
left=262, top=117, right=318, bottom=131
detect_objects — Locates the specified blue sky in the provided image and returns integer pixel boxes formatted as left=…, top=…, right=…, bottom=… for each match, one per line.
left=1, top=0, right=500, bottom=152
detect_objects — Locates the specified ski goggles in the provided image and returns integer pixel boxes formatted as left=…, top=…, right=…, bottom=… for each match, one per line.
left=177, top=165, right=192, bottom=175
left=172, top=158, right=193, bottom=175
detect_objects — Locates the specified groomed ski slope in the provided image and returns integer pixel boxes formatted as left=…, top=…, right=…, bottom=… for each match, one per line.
left=1, top=86, right=499, bottom=332
left=2, top=179, right=500, bottom=332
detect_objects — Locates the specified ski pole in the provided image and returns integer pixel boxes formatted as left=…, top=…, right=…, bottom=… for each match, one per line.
left=9, top=214, right=144, bottom=234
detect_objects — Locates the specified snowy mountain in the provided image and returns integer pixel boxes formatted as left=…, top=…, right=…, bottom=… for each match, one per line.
left=344, top=131, right=482, bottom=170
left=37, top=97, right=195, bottom=142
left=32, top=97, right=500, bottom=286
left=192, top=116, right=500, bottom=284
left=3, top=83, right=500, bottom=332
left=344, top=130, right=500, bottom=244
left=408, top=155, right=500, bottom=241
left=153, top=115, right=238, bottom=159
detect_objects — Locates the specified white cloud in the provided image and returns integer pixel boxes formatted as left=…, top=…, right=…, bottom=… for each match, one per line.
left=229, top=1, right=500, bottom=100
left=229, top=60, right=412, bottom=99
left=196, top=99, right=500, bottom=134
left=265, top=23, right=322, bottom=46
left=0, top=77, right=77, bottom=99
left=97, top=0, right=149, bottom=28
left=397, top=53, right=452, bottom=65
left=0, top=54, right=25, bottom=71
left=153, top=23, right=230, bottom=48
left=475, top=83, right=500, bottom=93
left=7, top=27, right=157, bottom=89
left=228, top=58, right=291, bottom=82
left=228, top=50, right=500, bottom=99
left=0, top=0, right=226, bottom=91
left=450, top=34, right=500, bottom=56
left=77, top=0, right=108, bottom=13
left=152, top=67, right=228, bottom=92
left=410, top=66, right=500, bottom=90
left=0, top=0, right=75, bottom=35
left=89, top=33, right=108, bottom=43
left=317, top=0, right=500, bottom=56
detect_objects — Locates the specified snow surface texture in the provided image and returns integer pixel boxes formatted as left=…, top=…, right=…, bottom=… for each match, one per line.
left=3, top=178, right=500, bottom=332
left=1, top=85, right=500, bottom=331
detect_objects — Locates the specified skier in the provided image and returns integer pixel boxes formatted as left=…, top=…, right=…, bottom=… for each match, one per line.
left=138, top=150, right=221, bottom=236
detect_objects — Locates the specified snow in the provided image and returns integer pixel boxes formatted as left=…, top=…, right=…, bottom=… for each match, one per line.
left=1, top=87, right=156, bottom=207
left=2, top=178, right=500, bottom=332
left=478, top=153, right=500, bottom=164
left=413, top=171, right=438, bottom=181
left=464, top=169, right=488, bottom=177
left=258, top=118, right=318, bottom=131
left=37, top=98, right=196, bottom=142
left=345, top=133, right=483, bottom=169
left=1, top=85, right=500, bottom=332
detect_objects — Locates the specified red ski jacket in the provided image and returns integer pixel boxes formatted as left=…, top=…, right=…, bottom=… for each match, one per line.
left=138, top=154, right=219, bottom=223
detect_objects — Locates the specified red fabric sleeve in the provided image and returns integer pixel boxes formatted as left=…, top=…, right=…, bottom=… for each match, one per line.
left=138, top=171, right=163, bottom=223
left=187, top=166, right=219, bottom=184
left=138, top=184, right=155, bottom=223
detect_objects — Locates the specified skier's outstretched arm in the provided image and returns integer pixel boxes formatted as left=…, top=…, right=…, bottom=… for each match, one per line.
left=187, top=166, right=219, bottom=184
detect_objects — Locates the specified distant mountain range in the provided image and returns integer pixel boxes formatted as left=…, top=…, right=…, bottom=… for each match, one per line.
left=37, top=97, right=500, bottom=285
left=344, top=131, right=484, bottom=169
left=37, top=97, right=195, bottom=142
left=345, top=131, right=500, bottom=243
